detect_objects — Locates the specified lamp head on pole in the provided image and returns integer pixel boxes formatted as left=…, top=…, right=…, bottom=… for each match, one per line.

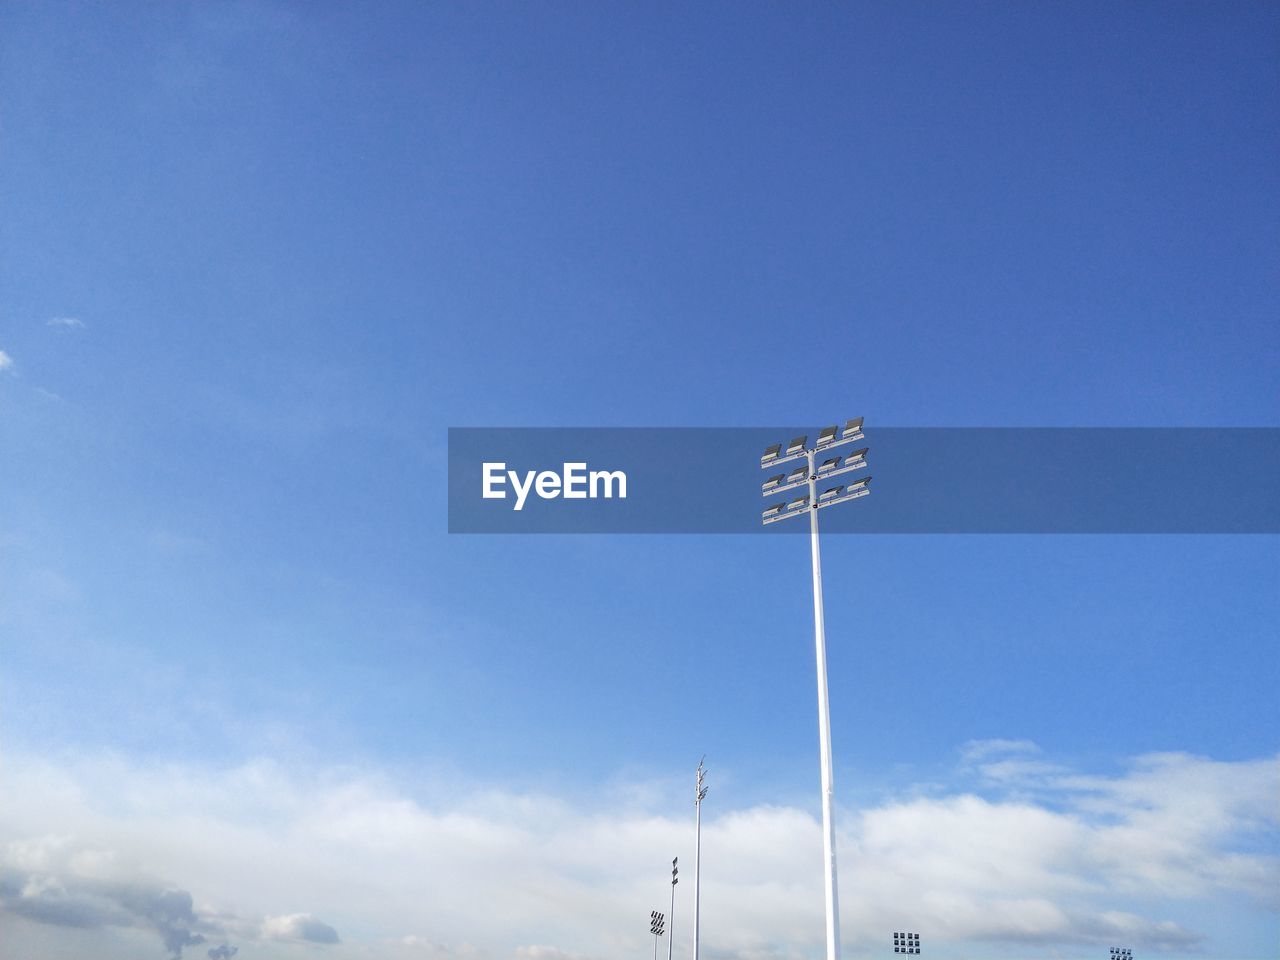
left=760, top=418, right=871, bottom=525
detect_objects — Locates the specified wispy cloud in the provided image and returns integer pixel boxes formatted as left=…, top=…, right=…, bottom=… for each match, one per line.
left=0, top=349, right=13, bottom=371
left=960, top=738, right=1042, bottom=762
left=0, top=748, right=1275, bottom=959
left=46, top=316, right=84, bottom=328
left=960, top=738, right=1070, bottom=786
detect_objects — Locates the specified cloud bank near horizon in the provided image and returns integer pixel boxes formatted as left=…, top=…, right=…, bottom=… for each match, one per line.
left=0, top=744, right=1275, bottom=960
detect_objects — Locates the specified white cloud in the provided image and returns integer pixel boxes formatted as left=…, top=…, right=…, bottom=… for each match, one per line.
left=0, top=349, right=13, bottom=371
left=46, top=316, right=84, bottom=328
left=262, top=912, right=339, bottom=944
left=513, top=947, right=593, bottom=960
left=0, top=835, right=212, bottom=957
left=0, top=833, right=334, bottom=958
left=960, top=738, right=1070, bottom=786
left=0, top=749, right=1274, bottom=960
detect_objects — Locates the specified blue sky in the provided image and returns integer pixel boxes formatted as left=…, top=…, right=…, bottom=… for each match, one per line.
left=1, top=3, right=1277, bottom=960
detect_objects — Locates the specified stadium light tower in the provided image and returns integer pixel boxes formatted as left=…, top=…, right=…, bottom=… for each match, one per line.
left=693, top=758, right=709, bottom=960
left=668, top=857, right=678, bottom=960
left=1110, top=949, right=1133, bottom=960
left=650, top=911, right=665, bottom=960
left=760, top=417, right=871, bottom=960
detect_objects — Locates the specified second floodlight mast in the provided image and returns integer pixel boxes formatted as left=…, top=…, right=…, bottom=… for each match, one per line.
left=668, top=857, right=678, bottom=960
left=693, top=758, right=708, bottom=960
left=760, top=417, right=871, bottom=960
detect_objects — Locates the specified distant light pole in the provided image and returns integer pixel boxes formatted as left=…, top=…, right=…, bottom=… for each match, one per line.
left=1110, top=948, right=1133, bottom=960
left=893, top=932, right=921, bottom=955
left=668, top=857, right=678, bottom=960
left=650, top=911, right=665, bottom=960
left=760, top=418, right=872, bottom=960
left=693, top=759, right=709, bottom=960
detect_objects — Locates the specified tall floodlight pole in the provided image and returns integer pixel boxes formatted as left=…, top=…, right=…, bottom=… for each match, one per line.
left=650, top=911, right=665, bottom=960
left=760, top=418, right=871, bottom=960
left=693, top=758, right=709, bottom=960
left=668, top=858, right=678, bottom=960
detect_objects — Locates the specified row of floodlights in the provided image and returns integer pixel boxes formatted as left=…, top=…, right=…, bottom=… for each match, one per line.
left=760, top=417, right=865, bottom=469
left=893, top=932, right=921, bottom=955
left=760, top=418, right=870, bottom=525
left=882, top=935, right=1126, bottom=960
left=761, top=477, right=872, bottom=523
left=762, top=447, right=869, bottom=496
left=649, top=910, right=665, bottom=936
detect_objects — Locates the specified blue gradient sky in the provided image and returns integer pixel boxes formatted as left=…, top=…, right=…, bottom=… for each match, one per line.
left=1, top=4, right=1277, bottom=960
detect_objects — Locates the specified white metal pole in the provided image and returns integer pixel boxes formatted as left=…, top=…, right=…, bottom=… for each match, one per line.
left=693, top=768, right=703, bottom=960
left=668, top=861, right=677, bottom=960
left=807, top=449, right=842, bottom=960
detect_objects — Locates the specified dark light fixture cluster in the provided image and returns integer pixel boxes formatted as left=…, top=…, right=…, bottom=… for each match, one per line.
left=893, top=932, right=921, bottom=955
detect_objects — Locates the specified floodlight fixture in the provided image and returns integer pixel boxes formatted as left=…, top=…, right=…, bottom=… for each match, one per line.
left=893, top=932, right=922, bottom=955
left=760, top=420, right=868, bottom=509
left=762, top=503, right=786, bottom=523
left=650, top=910, right=666, bottom=960
left=761, top=465, right=812, bottom=501
left=810, top=448, right=868, bottom=485
left=1110, top=949, right=1133, bottom=960
left=816, top=476, right=871, bottom=510
left=761, top=445, right=869, bottom=524
left=759, top=436, right=809, bottom=469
